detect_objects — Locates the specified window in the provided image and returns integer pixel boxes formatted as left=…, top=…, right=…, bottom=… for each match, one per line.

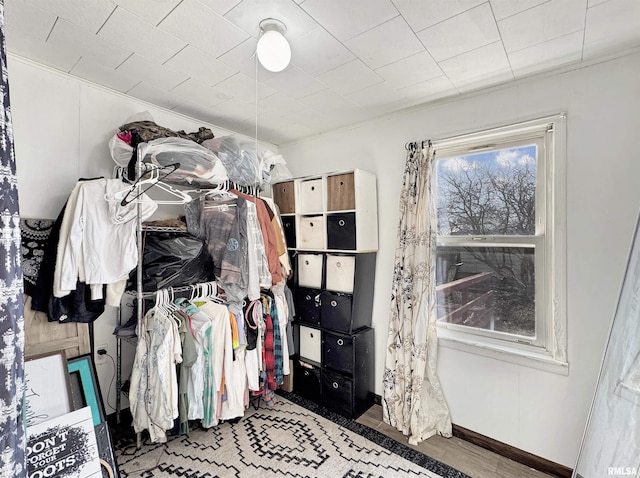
left=433, top=115, right=567, bottom=373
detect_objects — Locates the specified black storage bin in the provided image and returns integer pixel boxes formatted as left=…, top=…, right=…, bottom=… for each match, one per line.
left=294, top=287, right=322, bottom=325
left=281, top=216, right=296, bottom=249
left=323, top=333, right=355, bottom=374
left=322, top=370, right=354, bottom=417
left=322, top=290, right=373, bottom=333
left=294, top=360, right=321, bottom=402
left=324, top=328, right=373, bottom=376
left=327, top=212, right=356, bottom=250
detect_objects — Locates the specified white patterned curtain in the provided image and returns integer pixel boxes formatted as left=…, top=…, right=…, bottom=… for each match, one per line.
left=0, top=1, right=27, bottom=476
left=382, top=142, right=452, bottom=445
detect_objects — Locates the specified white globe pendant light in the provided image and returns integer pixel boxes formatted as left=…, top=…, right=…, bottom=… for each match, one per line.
left=256, top=18, right=291, bottom=73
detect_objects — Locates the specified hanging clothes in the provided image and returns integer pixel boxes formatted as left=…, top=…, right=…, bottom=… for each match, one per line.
left=54, top=178, right=157, bottom=306
left=232, top=190, right=281, bottom=284
left=129, top=306, right=182, bottom=443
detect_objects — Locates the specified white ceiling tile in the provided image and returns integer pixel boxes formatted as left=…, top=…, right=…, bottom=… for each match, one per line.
left=159, top=0, right=250, bottom=57
left=300, top=0, right=399, bottom=41
left=345, top=81, right=406, bottom=109
left=170, top=101, right=226, bottom=125
left=397, top=75, right=458, bottom=102
left=199, top=0, right=242, bottom=16
left=584, top=0, right=640, bottom=53
left=25, top=0, right=115, bottom=33
left=5, top=32, right=80, bottom=72
left=214, top=72, right=277, bottom=102
left=316, top=59, right=383, bottom=95
left=455, top=68, right=514, bottom=92
left=489, top=0, right=550, bottom=21
left=374, top=51, right=443, bottom=89
left=110, top=0, right=181, bottom=25
left=290, top=109, right=335, bottom=131
left=98, top=7, right=186, bottom=64
left=116, top=53, right=189, bottom=91
left=164, top=45, right=237, bottom=86
left=291, top=27, right=355, bottom=76
left=498, top=0, right=587, bottom=53
left=439, top=41, right=512, bottom=85
left=218, top=37, right=265, bottom=79
left=418, top=3, right=500, bottom=61
left=47, top=19, right=132, bottom=69
left=345, top=16, right=425, bottom=69
left=509, top=31, right=583, bottom=77
left=169, top=78, right=233, bottom=107
left=224, top=0, right=319, bottom=41
left=262, top=66, right=327, bottom=99
left=70, top=56, right=140, bottom=92
left=5, top=0, right=56, bottom=42
left=393, top=0, right=485, bottom=32
left=128, top=81, right=184, bottom=109
left=257, top=93, right=306, bottom=118
left=298, top=89, right=357, bottom=112
left=588, top=0, right=611, bottom=6
left=212, top=98, right=257, bottom=120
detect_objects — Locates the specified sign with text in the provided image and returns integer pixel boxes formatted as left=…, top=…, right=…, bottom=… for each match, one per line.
left=27, top=407, right=101, bottom=478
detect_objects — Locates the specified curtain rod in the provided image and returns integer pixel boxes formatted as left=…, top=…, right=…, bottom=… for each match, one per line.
left=404, top=113, right=566, bottom=152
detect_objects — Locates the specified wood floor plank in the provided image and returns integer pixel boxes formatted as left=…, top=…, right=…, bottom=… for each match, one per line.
left=356, top=405, right=555, bottom=478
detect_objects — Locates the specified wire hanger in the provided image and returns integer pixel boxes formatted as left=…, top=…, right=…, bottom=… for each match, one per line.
left=105, top=163, right=194, bottom=206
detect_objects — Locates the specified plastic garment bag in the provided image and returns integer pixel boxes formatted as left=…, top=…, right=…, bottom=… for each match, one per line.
left=129, top=231, right=215, bottom=291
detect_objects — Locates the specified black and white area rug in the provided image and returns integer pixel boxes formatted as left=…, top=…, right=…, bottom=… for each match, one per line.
left=115, top=394, right=469, bottom=478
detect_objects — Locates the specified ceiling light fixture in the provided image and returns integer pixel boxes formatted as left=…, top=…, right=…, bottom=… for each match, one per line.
left=256, top=18, right=291, bottom=73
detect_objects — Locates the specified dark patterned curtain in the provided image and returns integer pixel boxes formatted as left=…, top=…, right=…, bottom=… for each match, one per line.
left=0, top=2, right=27, bottom=476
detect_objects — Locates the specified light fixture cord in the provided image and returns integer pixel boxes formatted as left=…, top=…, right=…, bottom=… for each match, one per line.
left=254, top=43, right=259, bottom=197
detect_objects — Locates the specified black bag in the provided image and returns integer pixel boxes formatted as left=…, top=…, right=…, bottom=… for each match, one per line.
left=129, top=231, right=214, bottom=291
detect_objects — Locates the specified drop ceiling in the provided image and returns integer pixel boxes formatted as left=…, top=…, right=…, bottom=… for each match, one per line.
left=5, top=0, right=640, bottom=146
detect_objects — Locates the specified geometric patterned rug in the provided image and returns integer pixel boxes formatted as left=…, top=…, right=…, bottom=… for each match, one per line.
left=115, top=393, right=470, bottom=478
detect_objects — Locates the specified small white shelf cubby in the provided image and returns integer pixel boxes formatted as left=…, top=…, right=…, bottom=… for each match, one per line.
left=271, top=169, right=378, bottom=253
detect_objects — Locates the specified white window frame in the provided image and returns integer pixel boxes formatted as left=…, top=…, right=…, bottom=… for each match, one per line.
left=433, top=114, right=568, bottom=375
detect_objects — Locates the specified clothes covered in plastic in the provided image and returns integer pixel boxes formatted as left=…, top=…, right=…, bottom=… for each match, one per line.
left=138, top=138, right=229, bottom=187
left=108, top=112, right=293, bottom=189
left=129, top=229, right=215, bottom=292
left=202, top=136, right=288, bottom=188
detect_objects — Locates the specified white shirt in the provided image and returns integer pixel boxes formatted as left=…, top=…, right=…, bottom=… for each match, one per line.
left=55, top=178, right=157, bottom=304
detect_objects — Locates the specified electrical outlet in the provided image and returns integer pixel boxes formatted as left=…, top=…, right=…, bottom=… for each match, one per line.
left=95, top=344, right=108, bottom=365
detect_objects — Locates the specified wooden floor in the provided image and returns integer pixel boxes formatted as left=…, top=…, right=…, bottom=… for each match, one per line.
left=356, top=405, right=555, bottom=478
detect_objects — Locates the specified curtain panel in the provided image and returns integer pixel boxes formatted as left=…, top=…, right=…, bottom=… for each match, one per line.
left=382, top=143, right=452, bottom=445
left=0, top=2, right=27, bottom=476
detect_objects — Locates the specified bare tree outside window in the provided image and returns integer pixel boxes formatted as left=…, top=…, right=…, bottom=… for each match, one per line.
left=435, top=145, right=538, bottom=338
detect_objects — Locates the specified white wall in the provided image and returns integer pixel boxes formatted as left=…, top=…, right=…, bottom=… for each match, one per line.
left=280, top=52, right=640, bottom=467
left=8, top=55, right=277, bottom=418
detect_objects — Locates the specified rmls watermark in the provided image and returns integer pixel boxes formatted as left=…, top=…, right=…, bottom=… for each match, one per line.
left=608, top=467, right=638, bottom=475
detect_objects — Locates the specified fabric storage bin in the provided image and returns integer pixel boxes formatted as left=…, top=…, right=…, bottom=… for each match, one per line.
left=325, top=254, right=355, bottom=293
left=321, top=370, right=354, bottom=418
left=273, top=181, right=295, bottom=214
left=323, top=333, right=355, bottom=375
left=327, top=172, right=356, bottom=211
left=297, top=253, right=323, bottom=289
left=281, top=216, right=296, bottom=249
left=327, top=213, right=356, bottom=250
left=320, top=291, right=355, bottom=333
left=294, top=287, right=322, bottom=325
left=299, top=215, right=325, bottom=249
left=299, top=325, right=321, bottom=364
left=294, top=360, right=321, bottom=402
left=299, top=178, right=324, bottom=213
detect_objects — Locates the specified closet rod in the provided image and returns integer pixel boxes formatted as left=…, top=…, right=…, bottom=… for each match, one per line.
left=124, top=281, right=219, bottom=300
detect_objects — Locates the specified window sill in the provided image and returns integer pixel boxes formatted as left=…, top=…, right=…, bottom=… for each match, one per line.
left=437, top=332, right=569, bottom=376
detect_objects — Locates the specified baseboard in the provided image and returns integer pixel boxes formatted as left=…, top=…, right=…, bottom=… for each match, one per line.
left=452, top=425, right=572, bottom=478
left=374, top=394, right=572, bottom=478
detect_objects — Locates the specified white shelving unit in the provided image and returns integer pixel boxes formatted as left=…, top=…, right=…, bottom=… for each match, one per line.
left=272, top=169, right=378, bottom=253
